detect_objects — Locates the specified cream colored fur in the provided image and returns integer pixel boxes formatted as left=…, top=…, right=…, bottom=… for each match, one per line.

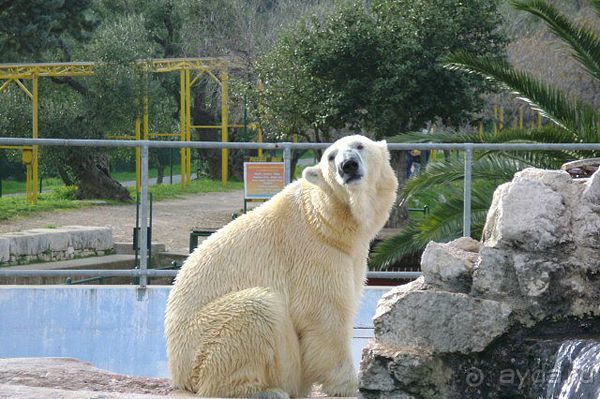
left=165, top=135, right=398, bottom=397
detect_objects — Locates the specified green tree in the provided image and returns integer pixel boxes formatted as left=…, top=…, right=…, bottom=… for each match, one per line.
left=371, top=0, right=600, bottom=269
left=0, top=0, right=98, bottom=61
left=257, top=0, right=505, bottom=225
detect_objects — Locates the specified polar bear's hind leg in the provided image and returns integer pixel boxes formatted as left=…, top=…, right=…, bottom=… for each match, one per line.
left=189, top=287, right=302, bottom=397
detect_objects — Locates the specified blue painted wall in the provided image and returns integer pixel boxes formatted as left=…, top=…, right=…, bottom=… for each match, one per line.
left=0, top=286, right=390, bottom=378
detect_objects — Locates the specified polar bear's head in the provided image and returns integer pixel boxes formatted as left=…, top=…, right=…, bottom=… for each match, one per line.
left=302, top=135, right=397, bottom=208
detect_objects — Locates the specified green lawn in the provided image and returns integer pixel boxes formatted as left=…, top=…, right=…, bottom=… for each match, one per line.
left=0, top=192, right=92, bottom=221
left=0, top=165, right=184, bottom=196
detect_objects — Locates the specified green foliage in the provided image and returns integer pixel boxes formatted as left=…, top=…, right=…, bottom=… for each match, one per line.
left=257, top=0, right=505, bottom=140
left=51, top=185, right=79, bottom=200
left=371, top=0, right=600, bottom=269
left=0, top=0, right=99, bottom=61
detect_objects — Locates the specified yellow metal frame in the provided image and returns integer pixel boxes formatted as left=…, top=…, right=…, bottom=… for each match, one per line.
left=0, top=58, right=244, bottom=202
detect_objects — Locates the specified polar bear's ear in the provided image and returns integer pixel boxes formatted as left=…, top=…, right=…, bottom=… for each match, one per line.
left=303, top=165, right=323, bottom=186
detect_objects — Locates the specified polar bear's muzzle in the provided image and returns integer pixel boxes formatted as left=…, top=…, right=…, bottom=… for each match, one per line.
left=337, top=150, right=364, bottom=184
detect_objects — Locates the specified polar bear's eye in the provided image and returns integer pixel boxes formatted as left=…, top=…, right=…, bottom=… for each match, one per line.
left=356, top=144, right=364, bottom=150
left=328, top=154, right=335, bottom=162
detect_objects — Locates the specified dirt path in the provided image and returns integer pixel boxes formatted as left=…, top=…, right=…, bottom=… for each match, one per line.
left=0, top=190, right=246, bottom=253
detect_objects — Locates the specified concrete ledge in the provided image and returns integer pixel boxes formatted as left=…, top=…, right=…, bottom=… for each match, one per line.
left=114, top=242, right=166, bottom=256
left=0, top=226, right=113, bottom=266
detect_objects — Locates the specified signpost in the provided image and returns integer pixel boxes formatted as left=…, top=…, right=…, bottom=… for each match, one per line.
left=243, top=160, right=285, bottom=211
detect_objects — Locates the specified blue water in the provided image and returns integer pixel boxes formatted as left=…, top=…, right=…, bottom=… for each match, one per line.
left=0, top=286, right=390, bottom=377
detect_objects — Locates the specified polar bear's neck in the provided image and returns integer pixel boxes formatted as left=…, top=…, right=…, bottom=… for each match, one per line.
left=300, top=182, right=368, bottom=255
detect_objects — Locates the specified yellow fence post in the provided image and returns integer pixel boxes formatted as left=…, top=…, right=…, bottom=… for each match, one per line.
left=499, top=106, right=505, bottom=131
left=180, top=69, right=187, bottom=188
left=186, top=69, right=192, bottom=186
left=257, top=125, right=264, bottom=158
left=22, top=149, right=33, bottom=203
left=221, top=70, right=229, bottom=186
left=493, top=105, right=498, bottom=134
left=31, top=75, right=39, bottom=204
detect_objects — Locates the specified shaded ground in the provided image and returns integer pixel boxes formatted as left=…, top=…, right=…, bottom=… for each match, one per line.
left=0, top=190, right=246, bottom=253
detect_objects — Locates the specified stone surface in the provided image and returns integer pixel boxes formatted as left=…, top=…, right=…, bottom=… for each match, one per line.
left=360, top=168, right=600, bottom=398
left=0, top=226, right=113, bottom=266
left=0, top=237, right=9, bottom=263
left=374, top=290, right=512, bottom=354
left=482, top=170, right=571, bottom=251
left=359, top=342, right=444, bottom=399
left=0, top=358, right=173, bottom=396
left=0, top=358, right=328, bottom=398
left=420, top=238, right=479, bottom=293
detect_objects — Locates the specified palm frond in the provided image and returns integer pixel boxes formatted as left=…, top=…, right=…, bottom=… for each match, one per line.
left=387, top=130, right=480, bottom=143
left=369, top=182, right=493, bottom=270
left=402, top=155, right=526, bottom=200
left=445, top=51, right=596, bottom=135
left=511, top=0, right=600, bottom=82
left=592, top=0, right=600, bottom=17
left=368, top=223, right=424, bottom=270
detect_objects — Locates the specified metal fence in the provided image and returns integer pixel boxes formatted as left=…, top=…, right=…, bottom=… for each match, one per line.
left=1, top=137, right=599, bottom=287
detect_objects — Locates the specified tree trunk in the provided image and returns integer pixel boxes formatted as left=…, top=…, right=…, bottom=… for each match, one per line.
left=68, top=152, right=131, bottom=201
left=385, top=150, right=409, bottom=228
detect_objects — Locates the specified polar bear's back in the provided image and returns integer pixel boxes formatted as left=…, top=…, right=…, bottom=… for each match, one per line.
left=167, top=182, right=311, bottom=317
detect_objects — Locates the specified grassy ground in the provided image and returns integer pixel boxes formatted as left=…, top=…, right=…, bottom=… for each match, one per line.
left=0, top=193, right=93, bottom=221
left=0, top=177, right=242, bottom=222
left=0, top=166, right=184, bottom=196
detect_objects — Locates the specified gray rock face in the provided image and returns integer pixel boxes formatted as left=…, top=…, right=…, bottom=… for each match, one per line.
left=374, top=290, right=511, bottom=354
left=420, top=238, right=479, bottom=293
left=360, top=168, right=600, bottom=399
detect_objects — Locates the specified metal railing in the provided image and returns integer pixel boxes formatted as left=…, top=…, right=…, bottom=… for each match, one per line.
left=1, top=137, right=599, bottom=287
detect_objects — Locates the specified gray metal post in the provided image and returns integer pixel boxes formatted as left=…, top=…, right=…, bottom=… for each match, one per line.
left=139, top=144, right=150, bottom=287
left=283, top=143, right=292, bottom=184
left=463, top=146, right=473, bottom=237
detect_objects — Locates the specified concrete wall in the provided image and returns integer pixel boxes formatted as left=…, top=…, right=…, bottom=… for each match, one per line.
left=0, top=286, right=390, bottom=378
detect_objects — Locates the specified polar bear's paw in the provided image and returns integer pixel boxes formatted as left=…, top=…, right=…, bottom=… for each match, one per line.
left=251, top=388, right=290, bottom=399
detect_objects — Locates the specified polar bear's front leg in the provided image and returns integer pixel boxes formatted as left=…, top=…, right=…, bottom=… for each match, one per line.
left=299, top=321, right=357, bottom=397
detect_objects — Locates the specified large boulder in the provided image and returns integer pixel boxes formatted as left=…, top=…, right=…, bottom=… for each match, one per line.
left=374, top=290, right=511, bottom=354
left=360, top=168, right=600, bottom=399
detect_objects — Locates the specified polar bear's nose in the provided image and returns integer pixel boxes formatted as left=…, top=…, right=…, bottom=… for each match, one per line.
left=341, top=159, right=359, bottom=175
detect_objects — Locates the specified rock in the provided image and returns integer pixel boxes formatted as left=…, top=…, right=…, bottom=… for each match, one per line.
left=448, top=236, right=482, bottom=253
left=361, top=168, right=600, bottom=398
left=471, top=247, right=519, bottom=300
left=374, top=290, right=512, bottom=354
left=359, top=342, right=447, bottom=399
left=374, top=276, right=426, bottom=320
left=0, top=358, right=172, bottom=396
left=420, top=239, right=479, bottom=293
left=482, top=170, right=571, bottom=251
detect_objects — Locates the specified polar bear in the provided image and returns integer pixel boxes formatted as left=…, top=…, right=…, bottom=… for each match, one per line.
left=165, top=135, right=398, bottom=398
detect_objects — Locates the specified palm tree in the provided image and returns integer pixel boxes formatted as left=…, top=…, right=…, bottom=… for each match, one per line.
left=370, top=0, right=600, bottom=270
